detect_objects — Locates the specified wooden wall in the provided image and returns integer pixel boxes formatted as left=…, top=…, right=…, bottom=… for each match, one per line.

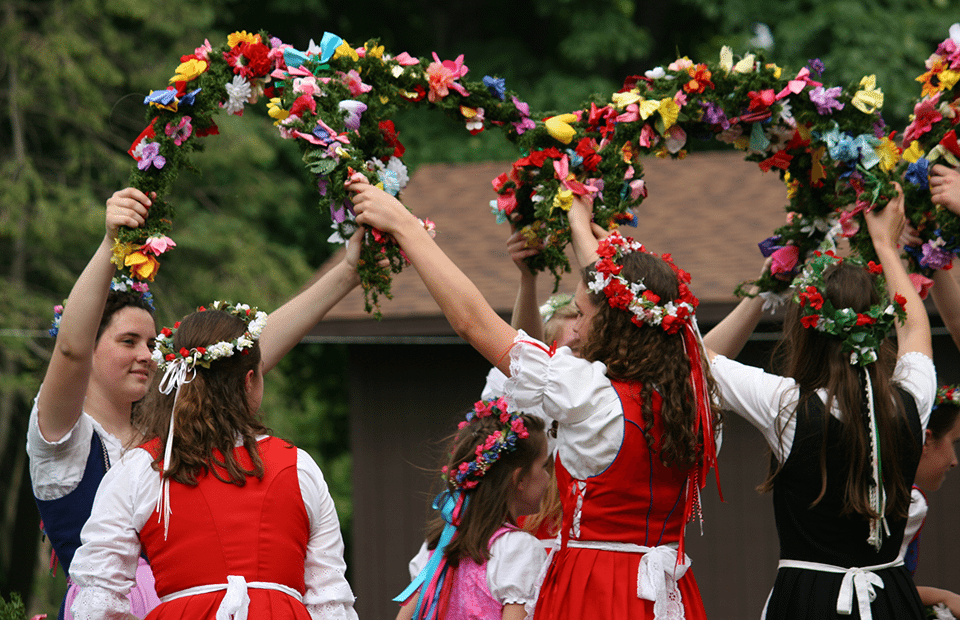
left=347, top=334, right=960, bottom=620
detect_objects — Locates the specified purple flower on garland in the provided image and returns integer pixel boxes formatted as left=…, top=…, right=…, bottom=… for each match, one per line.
left=758, top=235, right=783, bottom=257
left=511, top=96, right=535, bottom=135
left=809, top=86, right=844, bottom=115
left=699, top=101, right=730, bottom=130
left=920, top=242, right=954, bottom=270
left=905, top=158, right=930, bottom=189
left=807, top=58, right=825, bottom=77
left=338, top=100, right=367, bottom=131
left=137, top=142, right=166, bottom=170
left=165, top=116, right=193, bottom=146
left=483, top=76, right=506, bottom=101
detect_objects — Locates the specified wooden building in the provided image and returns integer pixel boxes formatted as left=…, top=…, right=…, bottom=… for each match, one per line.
left=306, top=154, right=960, bottom=619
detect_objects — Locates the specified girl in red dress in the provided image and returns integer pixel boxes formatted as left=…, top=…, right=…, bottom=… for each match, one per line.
left=68, top=236, right=366, bottom=620
left=348, top=174, right=721, bottom=620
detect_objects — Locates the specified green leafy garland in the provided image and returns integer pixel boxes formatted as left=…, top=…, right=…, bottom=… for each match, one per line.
left=492, top=49, right=898, bottom=295
left=119, top=30, right=533, bottom=316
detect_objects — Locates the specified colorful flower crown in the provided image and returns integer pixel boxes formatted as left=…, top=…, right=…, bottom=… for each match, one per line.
left=935, top=385, right=960, bottom=410
left=441, top=398, right=531, bottom=490
left=49, top=276, right=155, bottom=338
left=793, top=250, right=906, bottom=366
left=151, top=301, right=268, bottom=371
left=586, top=231, right=699, bottom=335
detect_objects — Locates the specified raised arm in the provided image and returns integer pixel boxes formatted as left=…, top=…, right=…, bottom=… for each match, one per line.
left=506, top=230, right=545, bottom=341
left=931, top=264, right=960, bottom=351
left=703, top=260, right=770, bottom=361
left=37, top=188, right=151, bottom=442
left=568, top=195, right=600, bottom=269
left=347, top=176, right=518, bottom=374
left=865, top=184, right=932, bottom=359
left=259, top=228, right=363, bottom=374
left=930, top=164, right=960, bottom=215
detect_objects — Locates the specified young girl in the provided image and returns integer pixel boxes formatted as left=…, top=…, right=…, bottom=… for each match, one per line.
left=901, top=386, right=960, bottom=618
left=397, top=398, right=550, bottom=620
left=29, top=188, right=162, bottom=620
left=703, top=186, right=936, bottom=620
left=68, top=301, right=358, bottom=620
left=348, top=174, right=721, bottom=619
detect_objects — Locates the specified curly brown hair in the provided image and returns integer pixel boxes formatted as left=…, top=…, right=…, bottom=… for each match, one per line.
left=579, top=251, right=722, bottom=471
left=763, top=261, right=916, bottom=520
left=139, top=309, right=270, bottom=486
left=425, top=413, right=546, bottom=567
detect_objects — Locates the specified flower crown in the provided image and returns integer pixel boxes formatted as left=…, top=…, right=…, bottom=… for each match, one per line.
left=441, top=398, right=531, bottom=490
left=935, top=385, right=960, bottom=410
left=151, top=301, right=268, bottom=371
left=586, top=231, right=699, bottom=335
left=49, top=276, right=155, bottom=338
left=792, top=251, right=906, bottom=366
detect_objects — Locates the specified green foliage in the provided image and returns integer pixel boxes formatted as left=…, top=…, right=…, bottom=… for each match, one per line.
left=0, top=592, right=24, bottom=620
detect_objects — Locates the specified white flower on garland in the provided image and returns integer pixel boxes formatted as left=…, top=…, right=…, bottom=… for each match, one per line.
left=386, top=157, right=409, bottom=189
left=224, top=75, right=252, bottom=115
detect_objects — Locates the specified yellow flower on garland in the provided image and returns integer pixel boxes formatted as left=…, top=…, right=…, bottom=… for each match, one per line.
left=852, top=75, right=884, bottom=114
left=902, top=140, right=924, bottom=164
left=875, top=137, right=900, bottom=172
left=228, top=31, right=260, bottom=47
left=621, top=142, right=634, bottom=163
left=334, top=41, right=359, bottom=62
left=809, top=146, right=827, bottom=186
left=545, top=114, right=578, bottom=144
left=169, top=59, right=208, bottom=84
left=917, top=60, right=960, bottom=98
left=110, top=241, right=136, bottom=268
left=785, top=172, right=800, bottom=199
left=765, top=63, right=782, bottom=79
left=658, top=98, right=679, bottom=130
left=519, top=224, right=540, bottom=246
left=611, top=91, right=641, bottom=110
left=124, top=249, right=160, bottom=281
left=267, top=98, right=289, bottom=124
left=552, top=188, right=573, bottom=212
left=365, top=42, right=385, bottom=59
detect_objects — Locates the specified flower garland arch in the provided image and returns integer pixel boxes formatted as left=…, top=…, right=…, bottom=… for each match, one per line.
left=491, top=48, right=900, bottom=299
left=118, top=30, right=535, bottom=316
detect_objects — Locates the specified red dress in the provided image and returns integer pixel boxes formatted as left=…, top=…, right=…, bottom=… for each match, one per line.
left=138, top=437, right=312, bottom=620
left=534, top=381, right=707, bottom=620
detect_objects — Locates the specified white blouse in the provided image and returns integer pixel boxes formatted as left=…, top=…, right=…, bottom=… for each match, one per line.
left=406, top=529, right=546, bottom=605
left=69, top=438, right=357, bottom=620
left=710, top=351, right=936, bottom=462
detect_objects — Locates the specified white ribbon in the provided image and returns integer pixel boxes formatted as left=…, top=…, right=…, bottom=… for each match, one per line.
left=155, top=358, right=196, bottom=539
left=159, top=575, right=303, bottom=620
left=566, top=541, right=689, bottom=620
left=777, top=557, right=902, bottom=620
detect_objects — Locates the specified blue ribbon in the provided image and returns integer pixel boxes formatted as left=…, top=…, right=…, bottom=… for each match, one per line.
left=393, top=490, right=467, bottom=620
left=283, top=31, right=344, bottom=70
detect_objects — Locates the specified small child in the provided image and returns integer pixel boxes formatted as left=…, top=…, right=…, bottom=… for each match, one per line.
left=901, top=386, right=960, bottom=618
left=396, top=398, right=550, bottom=620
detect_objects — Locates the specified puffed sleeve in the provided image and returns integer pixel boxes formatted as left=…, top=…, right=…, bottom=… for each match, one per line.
left=298, top=449, right=359, bottom=620
left=486, top=530, right=547, bottom=606
left=892, top=352, right=937, bottom=430
left=70, top=449, right=159, bottom=620
left=481, top=367, right=508, bottom=402
left=710, top=354, right=801, bottom=462
left=408, top=541, right=430, bottom=581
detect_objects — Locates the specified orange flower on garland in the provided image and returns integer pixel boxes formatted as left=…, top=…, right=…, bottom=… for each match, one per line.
left=683, top=64, right=714, bottom=94
left=124, top=250, right=160, bottom=281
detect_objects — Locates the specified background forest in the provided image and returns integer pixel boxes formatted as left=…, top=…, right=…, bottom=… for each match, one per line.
left=0, top=0, right=951, bottom=615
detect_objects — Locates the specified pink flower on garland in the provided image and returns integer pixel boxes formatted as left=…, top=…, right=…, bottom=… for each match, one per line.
left=909, top=273, right=934, bottom=299
left=426, top=52, right=470, bottom=103
left=770, top=245, right=800, bottom=278
left=341, top=70, right=372, bottom=97
left=903, top=95, right=943, bottom=145
left=165, top=116, right=192, bottom=146
left=142, top=235, right=177, bottom=255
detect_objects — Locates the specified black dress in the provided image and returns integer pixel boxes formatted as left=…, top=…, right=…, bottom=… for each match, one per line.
left=764, top=388, right=925, bottom=620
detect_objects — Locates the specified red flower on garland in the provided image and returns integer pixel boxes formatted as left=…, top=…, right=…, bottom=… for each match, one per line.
left=223, top=41, right=272, bottom=79
left=604, top=279, right=632, bottom=309
left=379, top=120, right=405, bottom=159
left=867, top=261, right=883, bottom=275
left=575, top=138, right=602, bottom=171
left=748, top=89, right=777, bottom=113
left=800, top=314, right=820, bottom=329
left=798, top=285, right=824, bottom=309
left=856, top=314, right=876, bottom=326
left=684, top=64, right=715, bottom=94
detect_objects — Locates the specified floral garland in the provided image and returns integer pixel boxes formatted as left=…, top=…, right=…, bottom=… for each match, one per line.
left=491, top=48, right=898, bottom=294
left=441, top=397, right=530, bottom=490
left=49, top=276, right=155, bottom=338
left=934, top=384, right=960, bottom=410
left=539, top=292, right=573, bottom=323
left=152, top=300, right=267, bottom=371
left=899, top=24, right=960, bottom=286
left=793, top=250, right=906, bottom=366
left=121, top=30, right=533, bottom=317
left=586, top=231, right=698, bottom=334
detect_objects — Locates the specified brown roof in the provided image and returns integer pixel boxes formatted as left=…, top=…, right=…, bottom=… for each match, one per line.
left=308, top=152, right=789, bottom=340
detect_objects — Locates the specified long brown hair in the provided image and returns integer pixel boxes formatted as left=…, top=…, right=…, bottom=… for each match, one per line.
left=139, top=309, right=270, bottom=486
left=425, top=413, right=546, bottom=566
left=579, top=252, right=722, bottom=471
left=762, top=261, right=913, bottom=519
